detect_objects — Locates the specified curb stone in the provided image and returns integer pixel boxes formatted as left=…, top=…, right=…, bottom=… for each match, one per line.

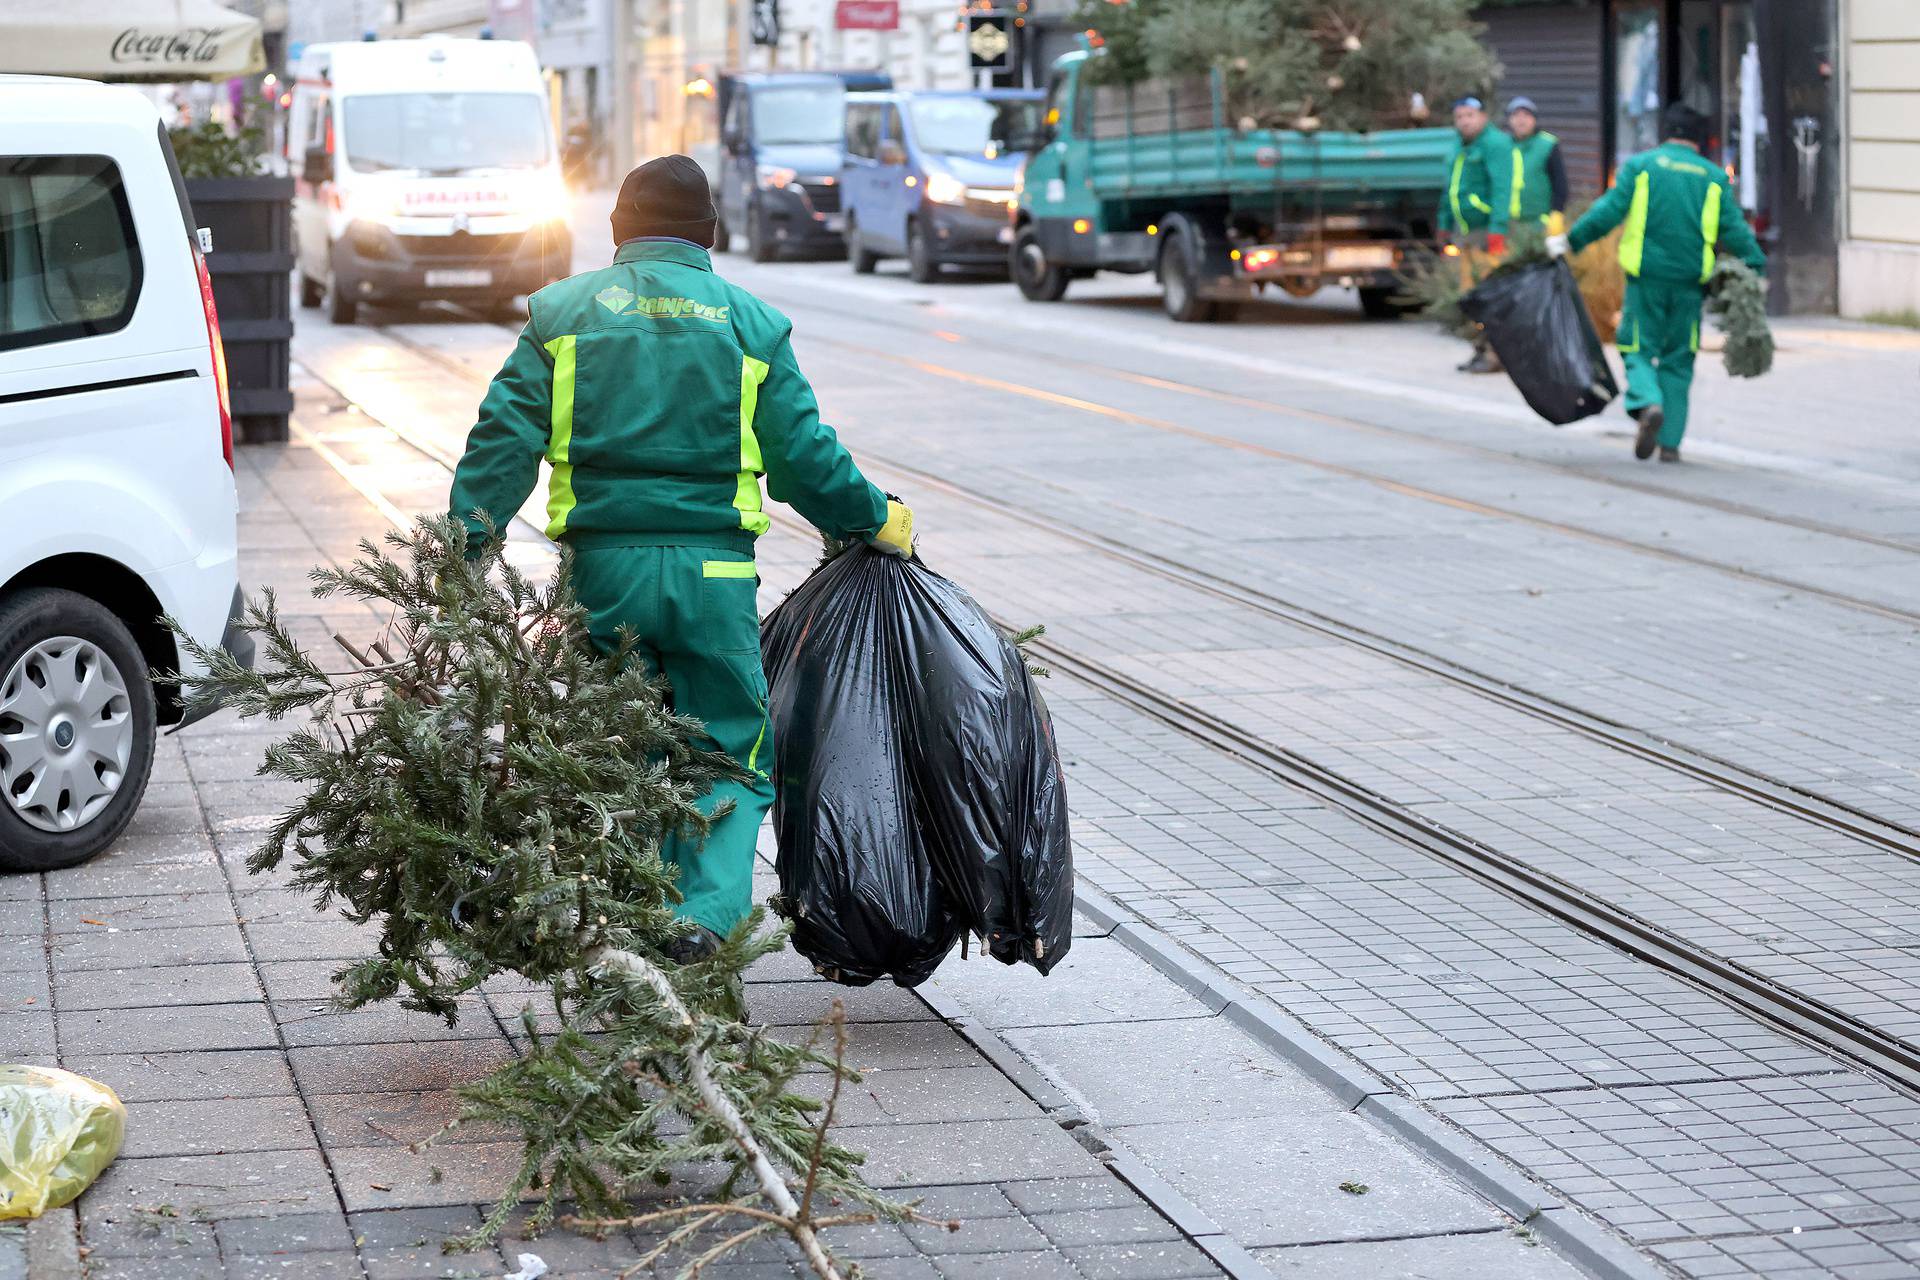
left=913, top=976, right=1281, bottom=1280
left=1069, top=885, right=1673, bottom=1280
left=25, top=1208, right=82, bottom=1280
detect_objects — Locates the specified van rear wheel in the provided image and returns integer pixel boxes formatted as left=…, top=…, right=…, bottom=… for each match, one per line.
left=299, top=274, right=324, bottom=309
left=0, top=589, right=157, bottom=873
left=848, top=216, right=879, bottom=274
left=327, top=279, right=358, bottom=325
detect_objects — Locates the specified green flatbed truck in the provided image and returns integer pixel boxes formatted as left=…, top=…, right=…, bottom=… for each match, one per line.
left=1011, top=50, right=1455, bottom=322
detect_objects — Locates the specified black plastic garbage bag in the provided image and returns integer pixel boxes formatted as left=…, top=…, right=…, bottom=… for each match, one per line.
left=1460, top=259, right=1619, bottom=425
left=761, top=544, right=1074, bottom=986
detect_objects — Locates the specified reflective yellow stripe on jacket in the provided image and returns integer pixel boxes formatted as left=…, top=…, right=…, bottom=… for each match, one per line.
left=1699, top=182, right=1721, bottom=282
left=543, top=334, right=577, bottom=538
left=1449, top=153, right=1465, bottom=229
left=1617, top=170, right=1651, bottom=278
left=735, top=355, right=771, bottom=536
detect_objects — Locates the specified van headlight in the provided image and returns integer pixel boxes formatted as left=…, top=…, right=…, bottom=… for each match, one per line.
left=924, top=172, right=966, bottom=205
left=757, top=164, right=797, bottom=189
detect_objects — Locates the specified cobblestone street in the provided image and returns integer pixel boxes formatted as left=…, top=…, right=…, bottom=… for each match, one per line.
left=12, top=190, right=1920, bottom=1280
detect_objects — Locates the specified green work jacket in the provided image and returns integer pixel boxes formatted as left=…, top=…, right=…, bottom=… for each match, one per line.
left=449, top=238, right=887, bottom=555
left=1568, top=141, right=1766, bottom=284
left=1437, top=127, right=1513, bottom=236
left=1508, top=130, right=1561, bottom=221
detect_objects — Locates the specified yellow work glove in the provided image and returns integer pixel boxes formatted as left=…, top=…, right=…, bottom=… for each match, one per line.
left=869, top=500, right=914, bottom=557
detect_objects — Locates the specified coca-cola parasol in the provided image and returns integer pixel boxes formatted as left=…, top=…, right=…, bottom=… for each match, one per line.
left=0, top=0, right=266, bottom=81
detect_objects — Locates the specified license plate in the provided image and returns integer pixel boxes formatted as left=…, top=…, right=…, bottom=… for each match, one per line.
left=821, top=213, right=846, bottom=233
left=425, top=268, right=493, bottom=288
left=997, top=225, right=1014, bottom=244
left=1324, top=245, right=1394, bottom=271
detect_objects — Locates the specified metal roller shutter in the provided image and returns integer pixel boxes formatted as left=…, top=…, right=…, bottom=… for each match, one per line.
left=1475, top=3, right=1607, bottom=203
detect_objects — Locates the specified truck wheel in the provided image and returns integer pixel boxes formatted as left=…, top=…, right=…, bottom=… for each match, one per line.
left=0, top=589, right=157, bottom=873
left=1159, top=226, right=1219, bottom=323
left=299, top=273, right=324, bottom=309
left=748, top=202, right=778, bottom=264
left=1011, top=226, right=1069, bottom=302
left=907, top=220, right=939, bottom=284
left=1358, top=286, right=1414, bottom=320
left=848, top=216, right=879, bottom=274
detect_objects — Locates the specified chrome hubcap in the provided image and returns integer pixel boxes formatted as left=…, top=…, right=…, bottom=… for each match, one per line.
left=1018, top=241, right=1046, bottom=280
left=0, top=636, right=133, bottom=833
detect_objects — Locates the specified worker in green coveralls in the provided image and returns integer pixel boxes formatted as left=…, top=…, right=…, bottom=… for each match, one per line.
left=1550, top=104, right=1765, bottom=462
left=1504, top=96, right=1568, bottom=228
left=448, top=155, right=916, bottom=961
left=1437, top=95, right=1513, bottom=373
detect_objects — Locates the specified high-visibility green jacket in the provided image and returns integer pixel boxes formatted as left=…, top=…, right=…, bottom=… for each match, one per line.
left=1437, top=127, right=1513, bottom=235
left=1568, top=141, right=1766, bottom=283
left=1508, top=130, right=1567, bottom=221
left=449, top=238, right=887, bottom=555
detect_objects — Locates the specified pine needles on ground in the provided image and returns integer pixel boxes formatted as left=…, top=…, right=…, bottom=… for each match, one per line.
left=1706, top=257, right=1774, bottom=378
left=167, top=517, right=947, bottom=1279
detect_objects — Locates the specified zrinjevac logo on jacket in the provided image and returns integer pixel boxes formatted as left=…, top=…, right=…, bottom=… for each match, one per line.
left=595, top=284, right=729, bottom=322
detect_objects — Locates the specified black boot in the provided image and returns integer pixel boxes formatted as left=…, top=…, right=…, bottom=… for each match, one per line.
left=1658, top=446, right=1682, bottom=463
left=664, top=926, right=723, bottom=965
left=1633, top=405, right=1663, bottom=460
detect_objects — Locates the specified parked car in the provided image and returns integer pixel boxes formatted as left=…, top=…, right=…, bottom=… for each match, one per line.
left=714, top=70, right=891, bottom=262
left=841, top=88, right=1044, bottom=282
left=0, top=76, right=250, bottom=872
left=288, top=36, right=573, bottom=325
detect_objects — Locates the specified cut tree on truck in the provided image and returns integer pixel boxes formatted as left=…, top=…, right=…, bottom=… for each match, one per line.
left=1008, top=0, right=1497, bottom=321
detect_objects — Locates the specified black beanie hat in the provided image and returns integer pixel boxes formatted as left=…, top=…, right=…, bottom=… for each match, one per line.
left=1662, top=103, right=1711, bottom=149
left=610, top=155, right=718, bottom=248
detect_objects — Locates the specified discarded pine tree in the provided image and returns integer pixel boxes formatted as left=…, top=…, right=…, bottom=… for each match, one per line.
left=1075, top=0, right=1496, bottom=132
left=169, top=517, right=944, bottom=1279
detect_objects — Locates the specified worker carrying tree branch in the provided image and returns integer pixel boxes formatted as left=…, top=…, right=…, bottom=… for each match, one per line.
left=1550, top=104, right=1766, bottom=463
left=448, top=155, right=915, bottom=961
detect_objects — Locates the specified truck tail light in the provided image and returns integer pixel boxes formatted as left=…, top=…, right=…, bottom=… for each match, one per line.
left=191, top=238, right=235, bottom=470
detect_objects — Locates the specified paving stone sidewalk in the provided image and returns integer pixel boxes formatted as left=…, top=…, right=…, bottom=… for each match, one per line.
left=2, top=436, right=1230, bottom=1280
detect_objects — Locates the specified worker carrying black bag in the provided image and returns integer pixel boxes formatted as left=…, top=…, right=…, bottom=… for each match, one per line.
left=1459, top=259, right=1619, bottom=425
left=761, top=543, right=1074, bottom=987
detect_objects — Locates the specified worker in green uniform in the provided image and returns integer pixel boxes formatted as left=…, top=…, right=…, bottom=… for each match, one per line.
left=1550, top=104, right=1765, bottom=462
left=448, top=155, right=915, bottom=960
left=1437, top=95, right=1513, bottom=373
left=1504, top=96, right=1568, bottom=228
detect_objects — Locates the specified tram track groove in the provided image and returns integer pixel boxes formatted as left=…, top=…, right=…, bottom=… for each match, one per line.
left=302, top=331, right=1920, bottom=1100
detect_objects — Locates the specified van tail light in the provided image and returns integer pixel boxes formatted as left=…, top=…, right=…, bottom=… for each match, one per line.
left=191, top=239, right=235, bottom=470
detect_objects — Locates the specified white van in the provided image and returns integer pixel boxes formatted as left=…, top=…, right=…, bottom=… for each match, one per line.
left=289, top=37, right=573, bottom=324
left=0, top=77, right=248, bottom=872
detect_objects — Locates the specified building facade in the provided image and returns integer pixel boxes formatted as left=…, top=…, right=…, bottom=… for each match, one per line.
left=1475, top=0, right=1890, bottom=316
left=1839, top=0, right=1920, bottom=319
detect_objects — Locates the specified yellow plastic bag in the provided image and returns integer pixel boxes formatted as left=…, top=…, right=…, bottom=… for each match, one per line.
left=0, top=1065, right=125, bottom=1220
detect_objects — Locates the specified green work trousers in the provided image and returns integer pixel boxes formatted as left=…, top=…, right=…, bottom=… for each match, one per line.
left=1618, top=277, right=1704, bottom=449
left=570, top=543, right=771, bottom=936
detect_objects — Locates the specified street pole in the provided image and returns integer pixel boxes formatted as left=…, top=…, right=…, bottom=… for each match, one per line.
left=611, top=0, right=635, bottom=177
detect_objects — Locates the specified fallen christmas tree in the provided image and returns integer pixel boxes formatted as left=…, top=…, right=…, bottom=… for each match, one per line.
left=1074, top=0, right=1497, bottom=132
left=168, top=517, right=945, bottom=1279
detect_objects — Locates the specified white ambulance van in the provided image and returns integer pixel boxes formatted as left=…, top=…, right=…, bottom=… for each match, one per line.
left=288, top=37, right=572, bottom=324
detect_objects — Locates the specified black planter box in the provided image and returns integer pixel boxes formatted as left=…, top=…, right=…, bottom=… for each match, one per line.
left=185, top=176, right=295, bottom=444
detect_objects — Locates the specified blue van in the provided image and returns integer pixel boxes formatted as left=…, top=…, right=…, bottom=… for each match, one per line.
left=715, top=70, right=891, bottom=262
left=840, top=88, right=1045, bottom=282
